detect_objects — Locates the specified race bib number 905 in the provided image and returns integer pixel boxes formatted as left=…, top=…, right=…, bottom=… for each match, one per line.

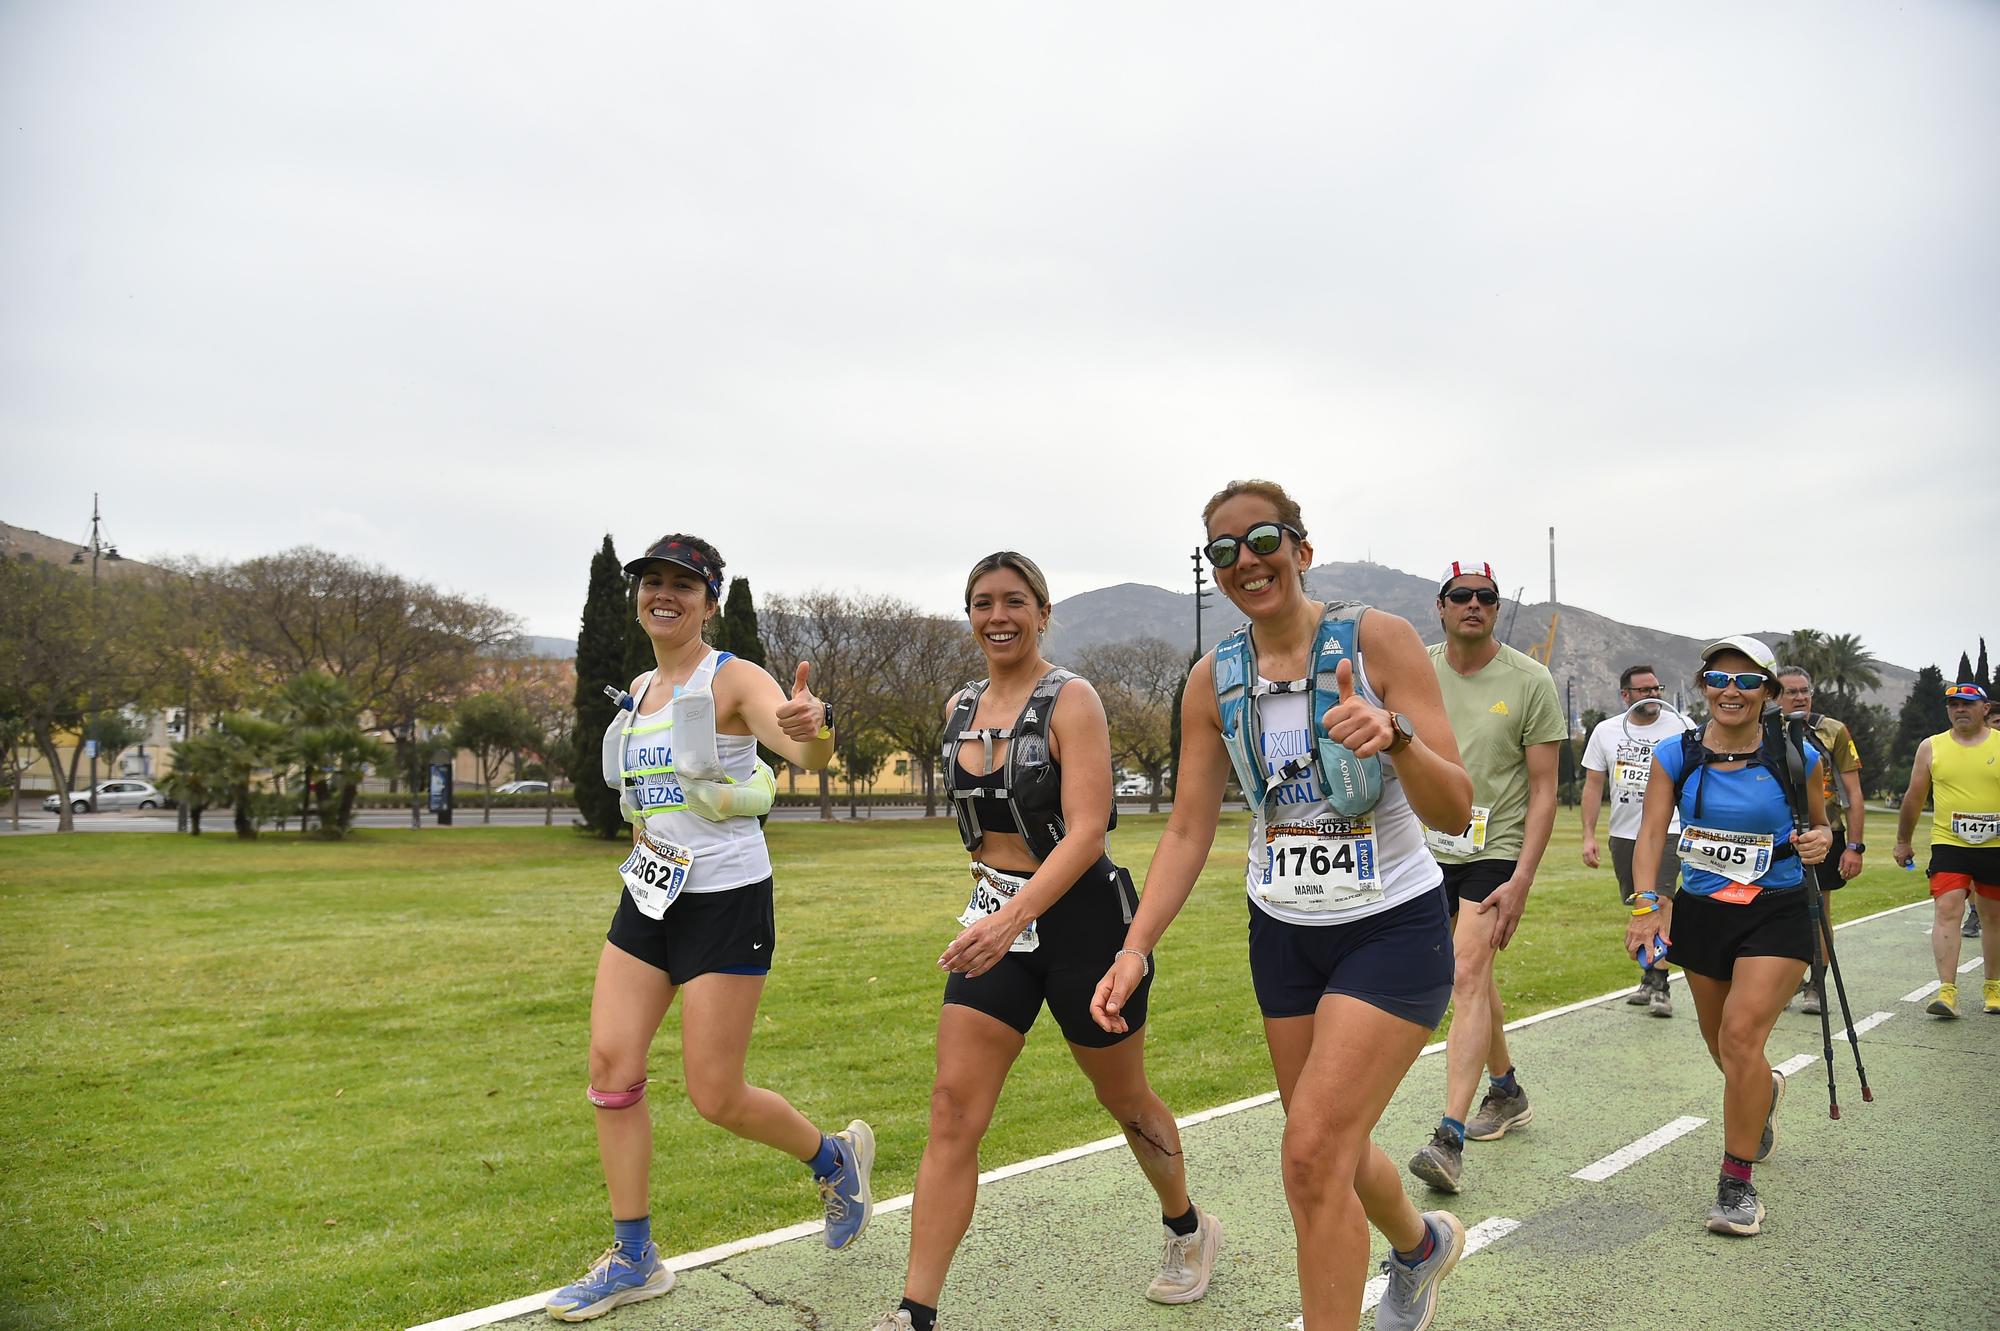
left=1678, top=824, right=1775, bottom=886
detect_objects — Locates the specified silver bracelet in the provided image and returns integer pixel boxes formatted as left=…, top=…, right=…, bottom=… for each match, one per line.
left=1115, top=947, right=1150, bottom=977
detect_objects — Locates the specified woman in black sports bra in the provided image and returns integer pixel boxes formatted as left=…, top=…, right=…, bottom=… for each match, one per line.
left=864, top=552, right=1221, bottom=1331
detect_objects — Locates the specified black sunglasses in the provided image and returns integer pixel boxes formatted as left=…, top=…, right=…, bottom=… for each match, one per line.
left=1204, top=522, right=1302, bottom=569
left=1700, top=670, right=1769, bottom=691
left=1443, top=587, right=1500, bottom=606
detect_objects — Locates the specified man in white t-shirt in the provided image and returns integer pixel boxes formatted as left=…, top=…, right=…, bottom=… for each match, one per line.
left=1581, top=665, right=1692, bottom=1017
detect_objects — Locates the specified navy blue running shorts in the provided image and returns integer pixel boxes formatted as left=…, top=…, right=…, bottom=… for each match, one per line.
left=1247, top=887, right=1455, bottom=1029
left=607, top=877, right=775, bottom=984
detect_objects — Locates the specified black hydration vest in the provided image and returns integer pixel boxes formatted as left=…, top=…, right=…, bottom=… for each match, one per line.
left=943, top=668, right=1115, bottom=862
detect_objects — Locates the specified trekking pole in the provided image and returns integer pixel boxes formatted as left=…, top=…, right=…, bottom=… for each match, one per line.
left=1778, top=710, right=1865, bottom=1116
left=1816, top=893, right=1873, bottom=1102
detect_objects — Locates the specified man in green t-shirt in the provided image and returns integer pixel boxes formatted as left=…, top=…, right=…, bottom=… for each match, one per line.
left=1408, top=560, right=1566, bottom=1196
left=1775, top=666, right=1867, bottom=1014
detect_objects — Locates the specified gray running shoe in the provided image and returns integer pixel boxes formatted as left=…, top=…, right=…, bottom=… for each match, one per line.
left=1464, top=1083, right=1532, bottom=1141
left=1754, top=1069, right=1785, bottom=1162
left=1626, top=970, right=1652, bottom=1005
left=1373, top=1210, right=1466, bottom=1331
left=1145, top=1209, right=1222, bottom=1304
left=1964, top=904, right=1981, bottom=938
left=868, top=1313, right=914, bottom=1331
left=1407, top=1127, right=1463, bottom=1193
left=1648, top=974, right=1674, bottom=1018
left=1706, top=1175, right=1765, bottom=1236
left=1799, top=981, right=1823, bottom=1015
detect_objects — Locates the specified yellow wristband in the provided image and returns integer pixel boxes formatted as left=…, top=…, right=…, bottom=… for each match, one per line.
left=1631, top=903, right=1661, bottom=917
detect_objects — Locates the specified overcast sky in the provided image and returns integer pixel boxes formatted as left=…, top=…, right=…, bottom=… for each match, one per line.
left=4, top=2, right=1993, bottom=670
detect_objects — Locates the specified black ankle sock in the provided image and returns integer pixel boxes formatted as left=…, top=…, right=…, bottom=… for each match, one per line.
left=898, top=1298, right=937, bottom=1331
left=1164, top=1203, right=1200, bottom=1236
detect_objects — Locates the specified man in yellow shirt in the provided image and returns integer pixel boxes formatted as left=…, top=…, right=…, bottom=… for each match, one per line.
left=1894, top=682, right=2000, bottom=1017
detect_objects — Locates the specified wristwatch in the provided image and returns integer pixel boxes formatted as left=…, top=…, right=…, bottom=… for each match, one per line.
left=817, top=701, right=836, bottom=741
left=1386, top=712, right=1416, bottom=755
left=1846, top=842, right=1865, bottom=853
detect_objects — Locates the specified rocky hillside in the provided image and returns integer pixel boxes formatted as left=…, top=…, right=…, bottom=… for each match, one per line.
left=1044, top=560, right=1916, bottom=717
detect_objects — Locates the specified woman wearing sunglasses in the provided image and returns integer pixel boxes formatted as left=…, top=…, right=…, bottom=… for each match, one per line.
left=1092, top=480, right=1475, bottom=1331
left=1626, top=635, right=1831, bottom=1238
left=869, top=551, right=1219, bottom=1331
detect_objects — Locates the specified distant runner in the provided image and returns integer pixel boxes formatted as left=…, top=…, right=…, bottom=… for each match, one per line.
left=1893, top=681, right=2000, bottom=1017
left=1774, top=666, right=1867, bottom=1014
left=1581, top=664, right=1689, bottom=1016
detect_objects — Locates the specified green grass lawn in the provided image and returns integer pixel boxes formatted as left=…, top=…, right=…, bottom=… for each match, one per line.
left=0, top=815, right=1926, bottom=1331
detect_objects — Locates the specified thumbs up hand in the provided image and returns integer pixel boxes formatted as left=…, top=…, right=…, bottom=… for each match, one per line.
left=1320, top=657, right=1396, bottom=758
left=776, top=661, right=830, bottom=743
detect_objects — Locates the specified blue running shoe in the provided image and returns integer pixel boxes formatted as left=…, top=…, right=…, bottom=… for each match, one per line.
left=817, top=1119, right=875, bottom=1250
left=545, top=1243, right=674, bottom=1322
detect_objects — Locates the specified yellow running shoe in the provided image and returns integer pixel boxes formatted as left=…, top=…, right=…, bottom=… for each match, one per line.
left=1927, top=982, right=1959, bottom=1019
left=1984, top=979, right=1999, bottom=1014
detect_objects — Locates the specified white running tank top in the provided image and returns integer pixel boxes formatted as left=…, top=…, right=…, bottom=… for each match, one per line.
left=612, top=651, right=772, bottom=893
left=1244, top=647, right=1441, bottom=925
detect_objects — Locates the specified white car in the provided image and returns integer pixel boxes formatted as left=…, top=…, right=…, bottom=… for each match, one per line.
left=43, top=780, right=165, bottom=813
left=1115, top=776, right=1152, bottom=797
left=493, top=780, right=551, bottom=795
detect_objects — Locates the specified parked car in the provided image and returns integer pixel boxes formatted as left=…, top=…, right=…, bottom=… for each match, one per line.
left=42, top=780, right=165, bottom=813
left=493, top=780, right=551, bottom=795
left=1115, top=775, right=1152, bottom=797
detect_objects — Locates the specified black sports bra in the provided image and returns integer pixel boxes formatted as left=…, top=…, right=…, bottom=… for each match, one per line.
left=952, top=756, right=1021, bottom=835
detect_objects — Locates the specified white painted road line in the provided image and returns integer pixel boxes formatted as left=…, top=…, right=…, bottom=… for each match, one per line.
left=1774, top=1053, right=1818, bottom=1078
left=1570, top=1116, right=1709, bottom=1182
left=1831, top=1011, right=1893, bottom=1042
left=1912, top=959, right=1989, bottom=1000
left=1282, top=1217, right=1523, bottom=1326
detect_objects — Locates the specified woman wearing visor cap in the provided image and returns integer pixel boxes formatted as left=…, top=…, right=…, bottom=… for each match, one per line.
left=1627, top=635, right=1831, bottom=1238
left=546, top=533, right=873, bottom=1323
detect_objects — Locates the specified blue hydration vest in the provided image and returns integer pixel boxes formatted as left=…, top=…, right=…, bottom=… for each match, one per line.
left=1215, top=601, right=1382, bottom=818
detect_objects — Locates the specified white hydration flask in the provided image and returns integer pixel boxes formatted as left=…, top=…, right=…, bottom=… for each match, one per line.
left=669, top=686, right=725, bottom=781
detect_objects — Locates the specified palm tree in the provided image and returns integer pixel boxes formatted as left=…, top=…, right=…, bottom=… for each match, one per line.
left=1819, top=633, right=1882, bottom=700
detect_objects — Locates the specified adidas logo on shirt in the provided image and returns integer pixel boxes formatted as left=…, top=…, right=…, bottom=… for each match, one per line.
left=1489, top=701, right=1509, bottom=715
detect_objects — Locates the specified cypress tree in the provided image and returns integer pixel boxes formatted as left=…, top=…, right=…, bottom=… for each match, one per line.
left=1956, top=651, right=1975, bottom=686
left=1888, top=664, right=1948, bottom=783
left=714, top=578, right=769, bottom=669
left=571, top=535, right=637, bottom=839
left=1978, top=638, right=1991, bottom=691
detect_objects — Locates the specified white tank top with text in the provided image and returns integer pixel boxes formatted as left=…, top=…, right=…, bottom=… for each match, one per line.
left=1244, top=649, right=1441, bottom=925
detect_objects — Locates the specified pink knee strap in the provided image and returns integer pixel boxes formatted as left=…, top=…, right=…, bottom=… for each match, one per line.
left=588, top=1079, right=648, bottom=1109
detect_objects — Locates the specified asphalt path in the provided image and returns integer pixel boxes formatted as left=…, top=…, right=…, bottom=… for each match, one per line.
left=415, top=900, right=1997, bottom=1331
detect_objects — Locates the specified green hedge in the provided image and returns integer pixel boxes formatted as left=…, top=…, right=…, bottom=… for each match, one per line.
left=352, top=791, right=576, bottom=811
